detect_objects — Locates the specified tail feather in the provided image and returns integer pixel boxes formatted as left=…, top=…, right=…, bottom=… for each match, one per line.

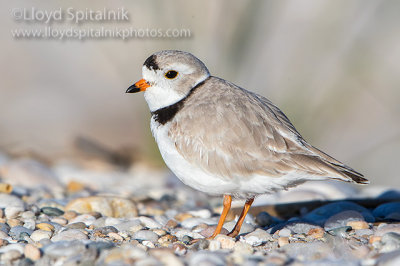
left=305, top=144, right=369, bottom=185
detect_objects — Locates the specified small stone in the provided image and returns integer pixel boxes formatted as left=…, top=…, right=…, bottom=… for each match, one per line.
left=278, top=228, right=291, bottom=237
left=327, top=226, right=352, bottom=237
left=172, top=243, right=187, bottom=256
left=108, top=232, right=124, bottom=241
left=142, top=240, right=155, bottom=248
left=41, top=207, right=64, bottom=216
left=278, top=237, right=289, bottom=247
left=30, top=229, right=52, bottom=242
left=208, top=239, right=221, bottom=251
left=0, top=223, right=10, bottom=233
left=66, top=222, right=87, bottom=230
left=0, top=231, right=8, bottom=239
left=255, top=211, right=278, bottom=227
left=2, top=249, right=22, bottom=261
left=241, top=228, right=273, bottom=246
left=347, top=220, right=369, bottom=230
left=223, top=220, right=254, bottom=235
left=164, top=219, right=178, bottom=229
left=24, top=244, right=41, bottom=261
left=200, top=225, right=229, bottom=238
left=158, top=234, right=177, bottom=246
left=324, top=210, right=365, bottom=231
left=175, top=213, right=193, bottom=222
left=63, top=210, right=78, bottom=220
left=44, top=240, right=87, bottom=258
left=0, top=238, right=9, bottom=246
left=307, top=227, right=325, bottom=239
left=190, top=239, right=209, bottom=250
left=9, top=226, right=33, bottom=239
left=67, top=180, right=85, bottom=193
left=69, top=214, right=97, bottom=226
left=369, top=235, right=382, bottom=244
left=93, top=226, right=118, bottom=236
left=233, top=241, right=253, bottom=255
left=7, top=218, right=23, bottom=227
left=215, top=235, right=235, bottom=249
left=51, top=229, right=88, bottom=241
left=5, top=206, right=24, bottom=219
left=375, top=224, right=400, bottom=236
left=381, top=232, right=400, bottom=253
left=65, top=196, right=138, bottom=218
left=355, top=228, right=373, bottom=237
left=189, top=250, right=226, bottom=265
left=113, top=220, right=142, bottom=233
left=36, top=223, right=55, bottom=232
left=188, top=209, right=212, bottom=219
left=139, top=216, right=162, bottom=229
left=133, top=230, right=159, bottom=243
left=152, top=229, right=167, bottom=236
left=149, top=248, right=184, bottom=266
left=373, top=202, right=400, bottom=221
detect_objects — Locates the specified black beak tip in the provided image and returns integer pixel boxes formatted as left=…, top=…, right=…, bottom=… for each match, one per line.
left=126, top=85, right=140, bottom=93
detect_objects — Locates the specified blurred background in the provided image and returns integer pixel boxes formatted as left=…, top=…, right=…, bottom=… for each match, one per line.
left=1, top=0, right=399, bottom=187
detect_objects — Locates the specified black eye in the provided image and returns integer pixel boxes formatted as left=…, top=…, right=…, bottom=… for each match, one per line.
left=165, top=70, right=178, bottom=79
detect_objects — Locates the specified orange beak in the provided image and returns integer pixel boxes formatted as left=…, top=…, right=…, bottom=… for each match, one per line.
left=126, top=79, right=150, bottom=93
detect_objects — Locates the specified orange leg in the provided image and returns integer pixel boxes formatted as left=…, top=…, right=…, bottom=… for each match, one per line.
left=208, top=194, right=232, bottom=239
left=227, top=198, right=254, bottom=238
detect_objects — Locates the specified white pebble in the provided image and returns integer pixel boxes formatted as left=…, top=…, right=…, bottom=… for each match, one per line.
left=30, top=230, right=52, bottom=242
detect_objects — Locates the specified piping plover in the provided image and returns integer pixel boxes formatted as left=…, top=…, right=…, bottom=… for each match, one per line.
left=126, top=50, right=368, bottom=239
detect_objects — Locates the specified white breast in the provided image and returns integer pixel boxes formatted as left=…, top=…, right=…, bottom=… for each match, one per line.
left=151, top=118, right=239, bottom=196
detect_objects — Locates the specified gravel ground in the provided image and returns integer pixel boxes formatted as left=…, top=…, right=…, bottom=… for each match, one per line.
left=0, top=154, right=399, bottom=265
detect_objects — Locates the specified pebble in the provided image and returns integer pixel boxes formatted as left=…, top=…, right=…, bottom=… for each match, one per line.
left=36, top=222, right=55, bottom=232
left=307, top=227, right=325, bottom=239
left=324, top=210, right=366, bottom=231
left=241, top=228, right=273, bottom=246
left=181, top=217, right=216, bottom=228
left=69, top=214, right=97, bottom=226
left=113, top=220, right=143, bottom=233
left=41, top=207, right=64, bottom=216
left=139, top=216, right=162, bottom=229
left=347, top=220, right=369, bottom=230
left=303, top=201, right=375, bottom=225
left=255, top=211, right=279, bottom=227
left=223, top=220, right=255, bottom=235
left=199, top=225, right=229, bottom=238
left=30, top=229, right=52, bottom=242
left=0, top=223, right=10, bottom=234
left=355, top=228, right=373, bottom=237
left=43, top=240, right=87, bottom=258
left=66, top=222, right=87, bottom=230
left=375, top=224, right=400, bottom=236
left=189, top=251, right=226, bottom=265
left=215, top=235, right=236, bottom=249
left=24, top=244, right=41, bottom=261
left=133, top=230, right=159, bottom=243
left=373, top=202, right=400, bottom=221
left=208, top=239, right=221, bottom=251
left=381, top=232, right=400, bottom=253
left=278, top=237, right=289, bottom=247
left=158, top=234, right=177, bottom=246
left=278, top=228, right=291, bottom=237
left=9, top=226, right=33, bottom=239
left=65, top=196, right=138, bottom=218
left=51, top=229, right=88, bottom=241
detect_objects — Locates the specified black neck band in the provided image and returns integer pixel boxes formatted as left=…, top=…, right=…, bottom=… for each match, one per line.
left=151, top=77, right=210, bottom=125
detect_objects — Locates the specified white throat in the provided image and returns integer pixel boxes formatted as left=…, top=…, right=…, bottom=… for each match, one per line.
left=142, top=67, right=209, bottom=112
